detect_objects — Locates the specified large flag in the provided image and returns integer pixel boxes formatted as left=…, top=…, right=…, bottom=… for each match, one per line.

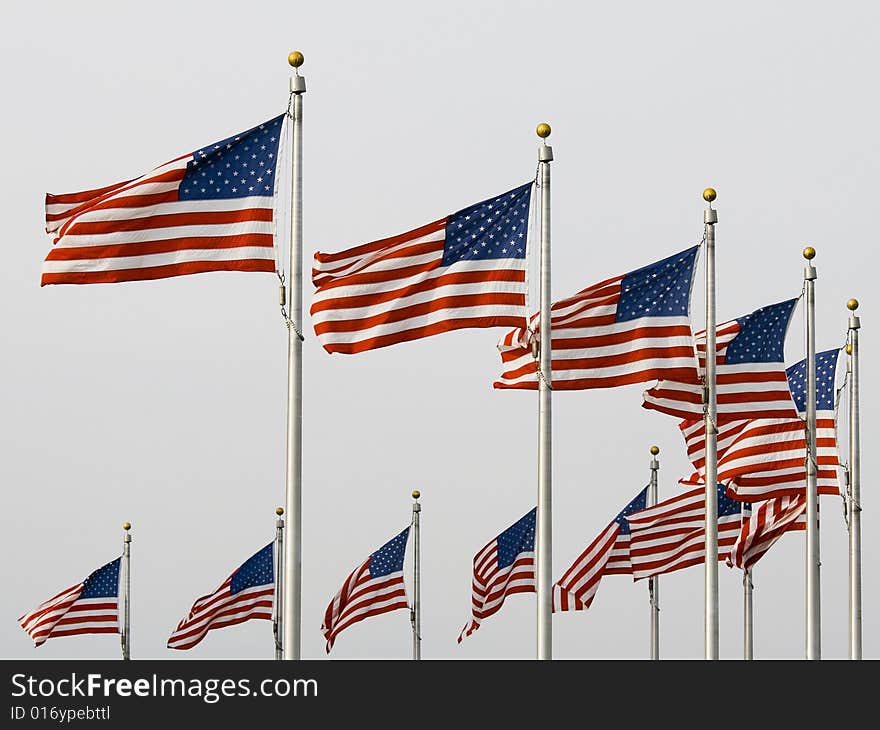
left=321, top=527, right=410, bottom=653
left=310, top=182, right=534, bottom=354
left=42, top=115, right=285, bottom=285
left=19, top=557, right=120, bottom=647
left=553, top=487, right=647, bottom=612
left=678, top=348, right=842, bottom=501
left=642, top=298, right=800, bottom=422
left=626, top=483, right=744, bottom=580
left=167, top=543, right=274, bottom=650
left=458, top=508, right=536, bottom=643
left=727, top=496, right=806, bottom=570
left=494, top=246, right=701, bottom=390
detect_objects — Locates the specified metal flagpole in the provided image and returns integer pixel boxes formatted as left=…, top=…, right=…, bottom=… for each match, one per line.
left=702, top=188, right=719, bottom=660
left=743, top=567, right=753, bottom=660
left=846, top=298, right=862, bottom=660
left=283, top=50, right=305, bottom=661
left=648, top=446, right=660, bottom=660
left=121, top=521, right=131, bottom=661
left=411, top=490, right=421, bottom=660
left=536, top=122, right=553, bottom=660
left=274, top=507, right=285, bottom=660
left=803, top=245, right=820, bottom=660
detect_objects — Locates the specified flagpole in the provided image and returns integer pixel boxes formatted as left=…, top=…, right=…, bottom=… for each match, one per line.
left=803, top=245, right=820, bottom=660
left=702, top=188, right=719, bottom=660
left=411, top=490, right=421, bottom=660
left=743, top=567, right=753, bottom=660
left=536, top=122, right=553, bottom=660
left=121, top=521, right=131, bottom=661
left=846, top=298, right=862, bottom=660
left=283, top=50, right=306, bottom=661
left=274, top=507, right=285, bottom=660
left=648, top=446, right=660, bottom=660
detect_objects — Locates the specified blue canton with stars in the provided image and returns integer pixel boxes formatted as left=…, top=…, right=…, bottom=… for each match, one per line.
left=725, top=298, right=798, bottom=364
left=497, top=508, right=536, bottom=568
left=785, top=348, right=841, bottom=413
left=231, top=543, right=274, bottom=595
left=81, top=558, right=121, bottom=599
left=180, top=114, right=285, bottom=200
left=441, top=182, right=532, bottom=266
left=616, top=246, right=699, bottom=323
left=369, top=527, right=410, bottom=579
left=614, top=487, right=649, bottom=535
left=717, top=483, right=744, bottom=518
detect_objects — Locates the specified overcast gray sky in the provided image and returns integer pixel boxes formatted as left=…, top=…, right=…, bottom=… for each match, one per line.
left=2, top=0, right=877, bottom=660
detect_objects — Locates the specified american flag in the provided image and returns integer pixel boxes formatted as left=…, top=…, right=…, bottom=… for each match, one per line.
left=42, top=115, right=284, bottom=285
left=321, top=527, right=410, bottom=653
left=678, top=348, right=842, bottom=502
left=494, top=246, right=701, bottom=390
left=626, top=483, right=744, bottom=580
left=458, top=508, right=536, bottom=643
left=167, top=543, right=274, bottom=651
left=553, top=487, right=647, bottom=612
left=310, top=182, right=533, bottom=355
left=642, top=298, right=800, bottom=422
left=19, top=557, right=120, bottom=647
left=727, top=496, right=807, bottom=570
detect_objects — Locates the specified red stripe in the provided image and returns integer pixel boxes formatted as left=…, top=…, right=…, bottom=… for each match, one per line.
left=64, top=207, right=273, bottom=235
left=46, top=234, right=274, bottom=261
left=41, top=259, right=275, bottom=286
left=313, top=218, right=447, bottom=266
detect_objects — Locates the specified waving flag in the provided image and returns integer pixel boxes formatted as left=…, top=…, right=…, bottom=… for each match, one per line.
left=321, top=527, right=410, bottom=653
left=643, top=298, right=800, bottom=422
left=167, top=543, right=274, bottom=650
left=678, top=348, right=842, bottom=502
left=458, top=508, right=536, bottom=643
left=19, top=557, right=120, bottom=647
left=494, top=246, right=701, bottom=390
left=310, top=182, right=533, bottom=354
left=727, top=496, right=807, bottom=570
left=626, top=483, right=744, bottom=580
left=42, top=115, right=284, bottom=285
left=553, top=487, right=647, bottom=612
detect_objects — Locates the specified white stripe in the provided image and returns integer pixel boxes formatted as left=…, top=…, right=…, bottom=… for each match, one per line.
left=313, top=229, right=446, bottom=279
left=43, top=246, right=275, bottom=274
left=57, top=220, right=274, bottom=248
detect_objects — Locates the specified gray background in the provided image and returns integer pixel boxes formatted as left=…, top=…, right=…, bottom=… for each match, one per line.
left=2, top=0, right=877, bottom=660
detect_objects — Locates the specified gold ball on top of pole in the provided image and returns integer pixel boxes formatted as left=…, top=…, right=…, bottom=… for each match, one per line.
left=703, top=188, right=717, bottom=203
left=847, top=298, right=859, bottom=311
left=412, top=490, right=421, bottom=500
left=650, top=445, right=660, bottom=456
left=536, top=123, right=551, bottom=139
left=288, top=51, right=304, bottom=68
left=123, top=522, right=131, bottom=531
left=803, top=246, right=816, bottom=260
left=276, top=507, right=284, bottom=516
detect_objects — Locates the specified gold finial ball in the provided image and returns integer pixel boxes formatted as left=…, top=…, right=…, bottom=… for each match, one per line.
left=650, top=445, right=660, bottom=455
left=123, top=522, right=131, bottom=531
left=847, top=298, right=859, bottom=311
left=276, top=507, right=284, bottom=516
left=288, top=51, right=304, bottom=68
left=803, top=246, right=816, bottom=260
left=412, top=490, right=421, bottom=500
left=702, top=188, right=717, bottom=203
left=536, top=123, right=551, bottom=139
left=845, top=343, right=853, bottom=355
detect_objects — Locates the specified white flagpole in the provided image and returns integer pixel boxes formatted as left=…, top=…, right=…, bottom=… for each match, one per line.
left=803, top=245, right=820, bottom=660
left=648, top=446, right=660, bottom=660
left=702, top=188, right=719, bottom=660
left=743, top=567, right=753, bottom=660
left=846, top=298, right=862, bottom=659
left=411, top=490, right=421, bottom=660
left=121, top=521, right=131, bottom=661
left=536, top=122, right=553, bottom=660
left=274, top=506, right=285, bottom=660
left=283, top=50, right=306, bottom=661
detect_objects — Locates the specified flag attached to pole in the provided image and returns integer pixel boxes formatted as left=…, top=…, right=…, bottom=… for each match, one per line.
left=642, top=298, right=801, bottom=422
left=19, top=557, right=121, bottom=647
left=553, top=487, right=647, bottom=612
left=321, top=527, right=410, bottom=653
left=626, top=483, right=744, bottom=580
left=167, top=543, right=275, bottom=650
left=494, top=246, right=701, bottom=390
left=310, top=182, right=534, bottom=354
left=727, top=496, right=807, bottom=570
left=42, top=115, right=285, bottom=285
left=458, top=508, right=536, bottom=643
